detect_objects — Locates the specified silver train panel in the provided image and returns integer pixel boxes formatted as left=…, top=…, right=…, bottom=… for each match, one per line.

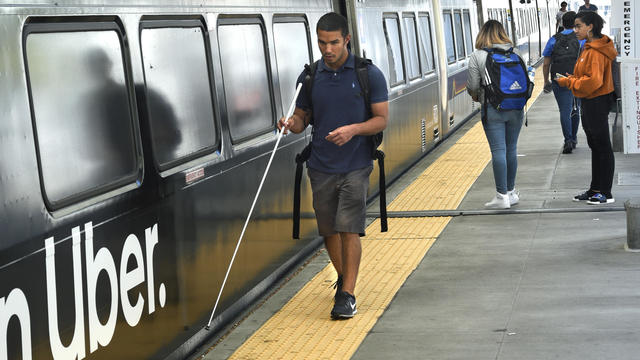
left=352, top=0, right=443, bottom=186
left=1, top=2, right=332, bottom=359
left=480, top=0, right=553, bottom=66
left=439, top=0, right=477, bottom=135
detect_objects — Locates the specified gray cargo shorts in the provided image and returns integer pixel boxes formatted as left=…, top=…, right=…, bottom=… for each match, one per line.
left=307, top=165, right=373, bottom=237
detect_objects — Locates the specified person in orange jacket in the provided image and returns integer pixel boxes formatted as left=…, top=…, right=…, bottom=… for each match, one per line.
left=556, top=11, right=617, bottom=205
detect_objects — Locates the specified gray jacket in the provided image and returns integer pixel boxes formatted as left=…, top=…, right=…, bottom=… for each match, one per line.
left=466, top=43, right=517, bottom=104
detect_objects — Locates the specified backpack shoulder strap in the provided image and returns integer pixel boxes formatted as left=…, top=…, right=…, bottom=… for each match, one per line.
left=303, top=60, right=320, bottom=125
left=354, top=55, right=372, bottom=116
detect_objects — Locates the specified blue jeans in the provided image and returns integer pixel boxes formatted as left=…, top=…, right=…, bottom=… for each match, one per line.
left=482, top=106, right=524, bottom=194
left=552, top=81, right=580, bottom=143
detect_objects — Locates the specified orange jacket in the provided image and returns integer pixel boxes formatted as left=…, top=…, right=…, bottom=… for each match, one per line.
left=556, top=35, right=617, bottom=99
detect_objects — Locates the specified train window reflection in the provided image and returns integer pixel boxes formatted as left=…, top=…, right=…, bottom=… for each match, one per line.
left=383, top=15, right=405, bottom=86
left=418, top=14, right=435, bottom=73
left=140, top=24, right=218, bottom=170
left=218, top=21, right=274, bottom=144
left=402, top=14, right=420, bottom=80
left=273, top=19, right=311, bottom=114
left=443, top=12, right=456, bottom=63
left=25, top=30, right=138, bottom=209
left=463, top=11, right=473, bottom=57
left=454, top=12, right=465, bottom=60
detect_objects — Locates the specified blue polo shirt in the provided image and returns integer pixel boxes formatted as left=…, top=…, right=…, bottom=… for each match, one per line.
left=543, top=29, right=586, bottom=57
left=296, top=53, right=388, bottom=173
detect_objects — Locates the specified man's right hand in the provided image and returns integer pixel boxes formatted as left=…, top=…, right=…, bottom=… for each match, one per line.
left=278, top=116, right=292, bottom=134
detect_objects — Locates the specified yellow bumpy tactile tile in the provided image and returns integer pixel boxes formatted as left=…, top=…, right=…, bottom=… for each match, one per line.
left=228, top=83, right=544, bottom=359
left=228, top=217, right=450, bottom=360
left=388, top=121, right=491, bottom=211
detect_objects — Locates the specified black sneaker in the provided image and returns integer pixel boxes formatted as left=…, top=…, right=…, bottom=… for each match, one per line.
left=333, top=275, right=343, bottom=302
left=573, top=190, right=596, bottom=202
left=587, top=193, right=615, bottom=204
left=562, top=142, right=573, bottom=154
left=331, top=291, right=357, bottom=319
left=571, top=141, right=577, bottom=149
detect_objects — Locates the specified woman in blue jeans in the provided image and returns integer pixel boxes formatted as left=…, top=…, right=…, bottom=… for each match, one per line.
left=467, top=20, right=525, bottom=209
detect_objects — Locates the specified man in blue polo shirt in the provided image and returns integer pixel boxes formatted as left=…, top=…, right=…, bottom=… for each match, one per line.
left=278, top=12, right=388, bottom=319
left=542, top=11, right=585, bottom=154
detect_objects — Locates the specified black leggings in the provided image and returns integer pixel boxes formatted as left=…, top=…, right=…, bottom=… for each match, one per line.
left=580, top=93, right=615, bottom=197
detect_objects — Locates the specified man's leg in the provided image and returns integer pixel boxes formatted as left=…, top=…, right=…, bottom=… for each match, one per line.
left=324, top=233, right=342, bottom=276
left=553, top=82, right=573, bottom=150
left=339, top=232, right=361, bottom=295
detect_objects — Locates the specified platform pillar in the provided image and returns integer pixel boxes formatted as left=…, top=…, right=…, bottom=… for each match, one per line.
left=625, top=199, right=640, bottom=251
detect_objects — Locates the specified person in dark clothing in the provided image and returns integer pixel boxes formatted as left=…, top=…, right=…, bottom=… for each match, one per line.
left=277, top=12, right=389, bottom=319
left=557, top=11, right=617, bottom=204
left=542, top=11, right=584, bottom=154
left=578, top=0, right=598, bottom=13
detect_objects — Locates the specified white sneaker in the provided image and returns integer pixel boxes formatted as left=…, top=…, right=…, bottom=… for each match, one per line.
left=485, top=192, right=510, bottom=209
left=507, top=189, right=519, bottom=206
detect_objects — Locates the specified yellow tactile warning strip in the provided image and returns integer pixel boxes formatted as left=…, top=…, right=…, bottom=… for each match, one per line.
left=228, top=217, right=450, bottom=360
left=388, top=123, right=491, bottom=211
left=228, top=69, right=546, bottom=360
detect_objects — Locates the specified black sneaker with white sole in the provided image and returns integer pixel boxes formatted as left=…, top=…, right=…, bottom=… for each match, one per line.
left=331, top=291, right=356, bottom=319
left=587, top=193, right=615, bottom=204
left=573, top=190, right=596, bottom=202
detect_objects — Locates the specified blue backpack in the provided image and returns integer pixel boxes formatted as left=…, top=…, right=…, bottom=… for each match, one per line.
left=482, top=47, right=533, bottom=114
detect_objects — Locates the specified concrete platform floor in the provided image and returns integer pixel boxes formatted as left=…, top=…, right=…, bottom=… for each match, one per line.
left=353, top=92, right=640, bottom=360
left=198, top=92, right=640, bottom=360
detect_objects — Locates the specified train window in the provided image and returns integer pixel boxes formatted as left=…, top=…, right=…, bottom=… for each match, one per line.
left=462, top=11, right=473, bottom=58
left=273, top=17, right=312, bottom=114
left=417, top=14, right=435, bottom=73
left=24, top=22, right=139, bottom=210
left=453, top=12, right=465, bottom=60
left=518, top=9, right=524, bottom=37
left=442, top=12, right=456, bottom=64
left=383, top=14, right=405, bottom=86
left=402, top=13, right=420, bottom=80
left=140, top=20, right=218, bottom=171
left=218, top=18, right=274, bottom=144
left=502, top=10, right=510, bottom=37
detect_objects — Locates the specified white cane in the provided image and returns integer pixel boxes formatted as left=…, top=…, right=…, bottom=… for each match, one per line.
left=205, top=83, right=303, bottom=330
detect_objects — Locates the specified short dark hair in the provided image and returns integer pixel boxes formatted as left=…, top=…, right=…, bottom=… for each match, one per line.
left=561, top=1, right=567, bottom=7
left=576, top=11, right=604, bottom=37
left=562, top=11, right=577, bottom=28
left=317, top=12, right=349, bottom=38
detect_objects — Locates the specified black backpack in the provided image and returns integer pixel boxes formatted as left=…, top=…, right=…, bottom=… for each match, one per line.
left=550, top=32, right=580, bottom=79
left=292, top=56, right=387, bottom=239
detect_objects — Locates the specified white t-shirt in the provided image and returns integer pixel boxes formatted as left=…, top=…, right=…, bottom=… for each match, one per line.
left=556, top=10, right=567, bottom=30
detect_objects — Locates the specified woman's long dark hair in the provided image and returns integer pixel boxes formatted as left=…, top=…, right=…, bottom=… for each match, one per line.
left=575, top=11, right=604, bottom=37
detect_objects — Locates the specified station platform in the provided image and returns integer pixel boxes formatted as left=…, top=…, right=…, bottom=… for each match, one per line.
left=195, top=88, right=640, bottom=359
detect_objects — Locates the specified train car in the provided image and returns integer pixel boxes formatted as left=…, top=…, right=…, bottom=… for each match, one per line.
left=348, top=0, right=478, bottom=186
left=481, top=0, right=553, bottom=67
left=0, top=0, right=480, bottom=359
